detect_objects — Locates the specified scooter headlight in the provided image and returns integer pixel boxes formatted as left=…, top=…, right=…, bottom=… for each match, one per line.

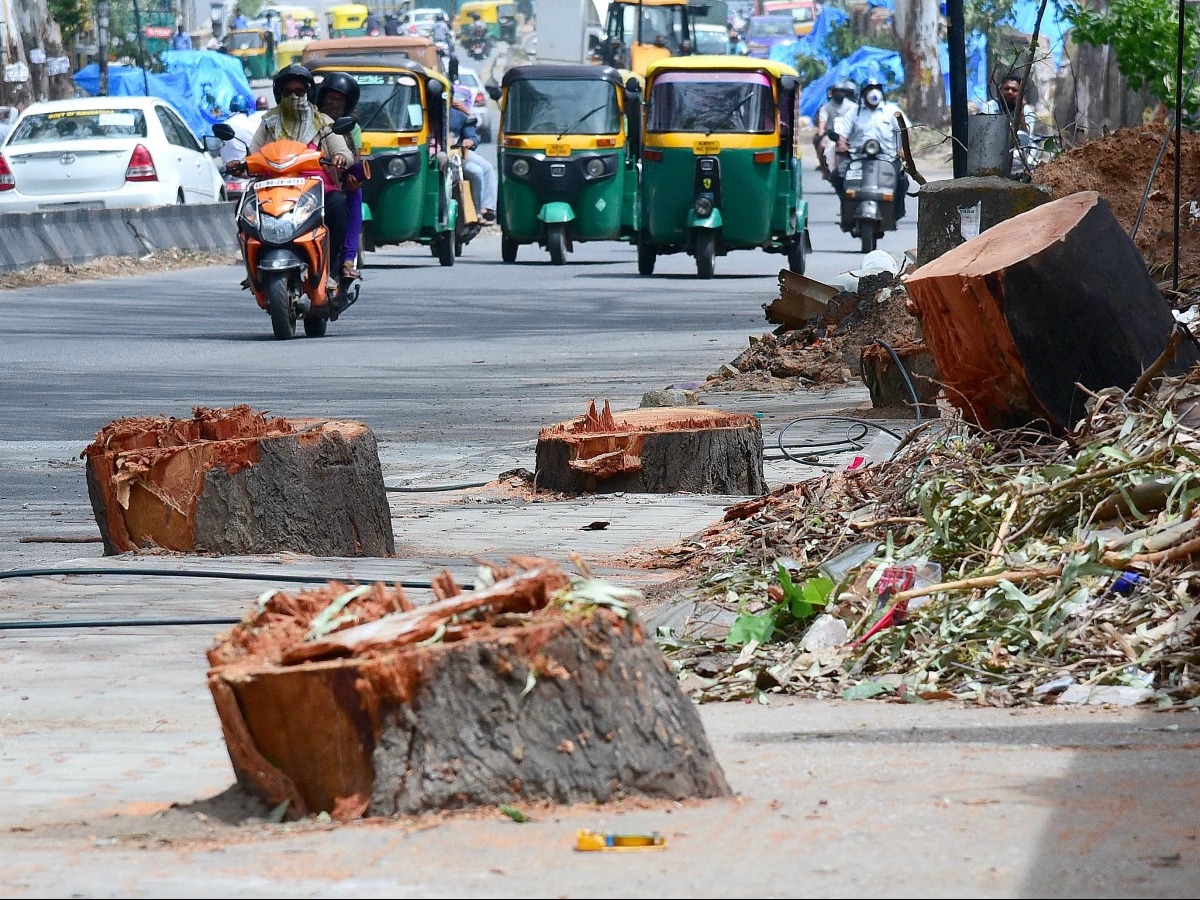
left=259, top=212, right=296, bottom=245
left=694, top=196, right=714, bottom=217
left=864, top=139, right=882, bottom=157
left=511, top=157, right=530, bottom=177
left=239, top=193, right=259, bottom=229
left=291, top=184, right=322, bottom=222
left=585, top=157, right=605, bottom=177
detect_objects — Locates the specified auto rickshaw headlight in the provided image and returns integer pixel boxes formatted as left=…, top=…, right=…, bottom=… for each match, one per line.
left=511, top=158, right=530, bottom=177
left=585, top=157, right=605, bottom=178
left=694, top=196, right=714, bottom=217
left=864, top=139, right=882, bottom=157
left=387, top=157, right=408, bottom=178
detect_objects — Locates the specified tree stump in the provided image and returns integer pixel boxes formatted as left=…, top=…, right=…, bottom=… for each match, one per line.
left=206, top=562, right=732, bottom=819
left=82, top=405, right=394, bottom=556
left=535, top=401, right=766, bottom=495
left=859, top=340, right=941, bottom=418
left=903, top=191, right=1200, bottom=431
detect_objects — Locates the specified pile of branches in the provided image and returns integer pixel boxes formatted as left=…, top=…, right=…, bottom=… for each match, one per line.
left=657, top=371, right=1200, bottom=707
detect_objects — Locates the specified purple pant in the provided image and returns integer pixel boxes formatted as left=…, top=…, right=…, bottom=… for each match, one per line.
left=344, top=186, right=363, bottom=262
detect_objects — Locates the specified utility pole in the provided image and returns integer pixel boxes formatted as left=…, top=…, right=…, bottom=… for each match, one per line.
left=946, top=0, right=968, bottom=178
left=132, top=0, right=150, bottom=95
left=97, top=0, right=109, bottom=96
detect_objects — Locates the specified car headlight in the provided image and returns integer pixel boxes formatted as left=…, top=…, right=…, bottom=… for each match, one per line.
left=694, top=196, right=713, bottom=217
left=585, top=157, right=605, bottom=177
left=387, top=157, right=407, bottom=178
left=864, top=139, right=881, bottom=157
left=511, top=157, right=530, bottom=177
left=259, top=212, right=296, bottom=245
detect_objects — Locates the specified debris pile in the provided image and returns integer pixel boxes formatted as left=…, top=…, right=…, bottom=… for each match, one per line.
left=1032, top=125, right=1200, bottom=278
left=654, top=371, right=1200, bottom=707
left=702, top=274, right=922, bottom=394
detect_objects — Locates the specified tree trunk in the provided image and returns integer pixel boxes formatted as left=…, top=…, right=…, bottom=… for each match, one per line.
left=83, top=405, right=395, bottom=556
left=860, top=340, right=940, bottom=418
left=892, top=0, right=944, bottom=125
left=1, top=0, right=74, bottom=105
left=207, top=563, right=732, bottom=819
left=534, top=401, right=766, bottom=496
left=902, top=191, right=1199, bottom=432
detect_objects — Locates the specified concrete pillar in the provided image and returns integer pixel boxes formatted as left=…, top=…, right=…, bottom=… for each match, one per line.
left=915, top=176, right=1053, bottom=267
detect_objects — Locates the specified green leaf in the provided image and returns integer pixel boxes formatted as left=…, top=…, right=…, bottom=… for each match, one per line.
left=1099, top=446, right=1132, bottom=464
left=801, top=576, right=834, bottom=606
left=499, top=804, right=531, bottom=823
left=842, top=681, right=892, bottom=700
left=727, top=612, right=775, bottom=646
left=519, top=669, right=537, bottom=698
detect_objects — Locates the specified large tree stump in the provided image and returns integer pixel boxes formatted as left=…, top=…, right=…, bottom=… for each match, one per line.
left=206, top=562, right=732, bottom=819
left=535, top=401, right=766, bottom=495
left=83, top=405, right=394, bottom=556
left=903, top=191, right=1200, bottom=431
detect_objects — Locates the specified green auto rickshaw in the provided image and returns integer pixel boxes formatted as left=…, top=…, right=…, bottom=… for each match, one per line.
left=637, top=56, right=810, bottom=278
left=491, top=64, right=642, bottom=265
left=226, top=28, right=277, bottom=80
left=309, top=58, right=459, bottom=265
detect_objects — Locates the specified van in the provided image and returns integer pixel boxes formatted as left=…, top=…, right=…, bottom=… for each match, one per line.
left=762, top=0, right=816, bottom=37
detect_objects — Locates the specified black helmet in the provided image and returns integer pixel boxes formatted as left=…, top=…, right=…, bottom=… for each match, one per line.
left=272, top=63, right=316, bottom=103
left=316, top=71, right=360, bottom=114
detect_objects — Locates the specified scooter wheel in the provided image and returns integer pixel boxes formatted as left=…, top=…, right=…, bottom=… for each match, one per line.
left=858, top=220, right=877, bottom=254
left=265, top=273, right=295, bottom=340
left=303, top=315, right=328, bottom=337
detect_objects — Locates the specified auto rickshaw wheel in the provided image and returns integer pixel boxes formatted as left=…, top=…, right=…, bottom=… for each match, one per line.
left=502, top=236, right=519, bottom=263
left=455, top=231, right=465, bottom=257
left=637, top=236, right=656, bottom=276
left=786, top=238, right=806, bottom=275
left=436, top=233, right=455, bottom=267
left=265, top=273, right=296, bottom=341
left=547, top=223, right=567, bottom=266
left=859, top=222, right=877, bottom=254
left=694, top=230, right=716, bottom=280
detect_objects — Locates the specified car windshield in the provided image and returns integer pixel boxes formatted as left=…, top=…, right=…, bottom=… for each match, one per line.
left=8, top=108, right=149, bottom=144
left=503, top=79, right=620, bottom=135
left=356, top=74, right=423, bottom=131
left=749, top=17, right=793, bottom=37
left=694, top=29, right=729, bottom=54
left=647, top=71, right=775, bottom=134
left=228, top=31, right=265, bottom=49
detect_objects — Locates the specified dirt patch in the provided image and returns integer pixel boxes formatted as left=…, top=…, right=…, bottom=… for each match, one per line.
left=1032, top=125, right=1200, bottom=278
left=0, top=248, right=240, bottom=291
left=702, top=276, right=922, bottom=393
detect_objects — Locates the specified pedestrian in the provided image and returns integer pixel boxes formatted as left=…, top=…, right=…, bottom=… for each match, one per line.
left=171, top=25, right=193, bottom=51
left=231, top=6, right=249, bottom=29
left=285, top=14, right=298, bottom=39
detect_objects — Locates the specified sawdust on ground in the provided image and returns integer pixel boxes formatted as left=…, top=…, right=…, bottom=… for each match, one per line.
left=1032, top=124, right=1200, bottom=278
left=0, top=248, right=240, bottom=290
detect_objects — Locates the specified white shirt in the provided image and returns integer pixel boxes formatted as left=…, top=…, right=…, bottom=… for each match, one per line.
left=220, top=111, right=263, bottom=166
left=980, top=99, right=1038, bottom=136
left=816, top=97, right=855, bottom=136
left=835, top=101, right=909, bottom=162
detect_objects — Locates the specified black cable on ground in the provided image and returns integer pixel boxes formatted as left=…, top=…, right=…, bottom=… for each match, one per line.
left=386, top=481, right=491, bottom=492
left=0, top=566, right=462, bottom=591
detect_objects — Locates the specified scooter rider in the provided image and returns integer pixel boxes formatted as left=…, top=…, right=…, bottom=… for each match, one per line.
left=315, top=71, right=365, bottom=280
left=832, top=78, right=911, bottom=220
left=813, top=79, right=856, bottom=181
left=244, top=64, right=353, bottom=289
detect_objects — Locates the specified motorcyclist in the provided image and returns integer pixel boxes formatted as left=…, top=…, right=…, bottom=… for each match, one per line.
left=450, top=86, right=497, bottom=224
left=242, top=65, right=353, bottom=289
left=316, top=71, right=365, bottom=281
left=384, top=13, right=401, bottom=36
left=219, top=94, right=263, bottom=168
left=364, top=10, right=382, bottom=35
left=832, top=78, right=910, bottom=220
left=431, top=11, right=453, bottom=46
left=813, top=79, right=855, bottom=181
left=297, top=17, right=317, bottom=39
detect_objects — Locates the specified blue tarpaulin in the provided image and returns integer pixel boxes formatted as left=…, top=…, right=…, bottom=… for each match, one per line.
left=799, top=45, right=904, bottom=120
left=940, top=30, right=991, bottom=106
left=74, top=50, right=254, bottom=139
left=1005, top=0, right=1072, bottom=66
left=791, top=6, right=849, bottom=64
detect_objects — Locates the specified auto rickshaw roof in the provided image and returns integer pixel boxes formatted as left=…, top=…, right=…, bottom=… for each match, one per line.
left=302, top=35, right=436, bottom=54
left=502, top=64, right=625, bottom=89
left=327, top=3, right=369, bottom=12
left=645, top=55, right=799, bottom=80
left=307, top=56, right=435, bottom=78
left=611, top=0, right=698, bottom=7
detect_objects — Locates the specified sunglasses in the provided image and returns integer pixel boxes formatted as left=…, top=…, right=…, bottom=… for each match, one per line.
left=281, top=85, right=308, bottom=96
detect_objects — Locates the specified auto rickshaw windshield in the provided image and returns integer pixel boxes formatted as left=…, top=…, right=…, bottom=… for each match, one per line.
left=647, top=71, right=775, bottom=134
left=503, top=80, right=621, bottom=135
left=356, top=73, right=424, bottom=131
left=228, top=31, right=265, bottom=49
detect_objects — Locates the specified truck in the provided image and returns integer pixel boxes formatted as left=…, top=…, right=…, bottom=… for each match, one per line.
left=530, top=0, right=610, bottom=65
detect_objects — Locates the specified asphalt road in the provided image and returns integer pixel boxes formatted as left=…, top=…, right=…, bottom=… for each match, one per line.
left=5, top=147, right=1196, bottom=898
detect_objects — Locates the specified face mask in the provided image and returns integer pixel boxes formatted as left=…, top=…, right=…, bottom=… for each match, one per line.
left=283, top=94, right=309, bottom=114
left=865, top=89, right=883, bottom=107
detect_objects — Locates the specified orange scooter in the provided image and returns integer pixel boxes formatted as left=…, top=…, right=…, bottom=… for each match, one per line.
left=214, top=116, right=357, bottom=340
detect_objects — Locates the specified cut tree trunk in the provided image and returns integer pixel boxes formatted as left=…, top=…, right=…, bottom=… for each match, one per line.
left=902, top=191, right=1200, bottom=431
left=207, top=562, right=732, bottom=819
left=535, top=401, right=766, bottom=495
left=859, top=340, right=941, bottom=418
left=83, top=405, right=394, bottom=556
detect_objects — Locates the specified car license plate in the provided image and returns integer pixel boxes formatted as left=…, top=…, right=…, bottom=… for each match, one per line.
left=693, top=140, right=720, bottom=155
left=546, top=143, right=571, bottom=157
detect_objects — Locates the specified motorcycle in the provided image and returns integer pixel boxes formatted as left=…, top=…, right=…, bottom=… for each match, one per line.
left=466, top=32, right=490, bottom=61
left=837, top=138, right=901, bottom=254
left=448, top=136, right=482, bottom=257
left=213, top=116, right=360, bottom=341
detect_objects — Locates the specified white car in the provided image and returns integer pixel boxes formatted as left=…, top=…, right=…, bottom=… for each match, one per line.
left=455, top=66, right=496, bottom=143
left=0, top=96, right=226, bottom=213
left=404, top=8, right=443, bottom=37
